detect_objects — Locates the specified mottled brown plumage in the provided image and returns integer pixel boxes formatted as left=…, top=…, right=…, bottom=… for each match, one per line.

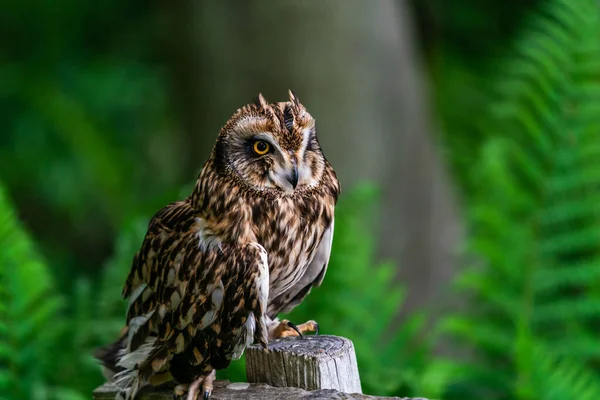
left=95, top=91, right=340, bottom=399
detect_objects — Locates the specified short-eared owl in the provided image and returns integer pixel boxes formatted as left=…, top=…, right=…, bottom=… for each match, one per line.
left=95, top=91, right=340, bottom=399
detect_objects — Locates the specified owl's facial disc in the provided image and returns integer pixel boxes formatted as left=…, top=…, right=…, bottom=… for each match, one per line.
left=220, top=95, right=325, bottom=194
left=247, top=133, right=300, bottom=193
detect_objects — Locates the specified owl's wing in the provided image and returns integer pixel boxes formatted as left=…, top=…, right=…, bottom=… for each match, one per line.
left=268, top=218, right=334, bottom=317
left=108, top=202, right=269, bottom=395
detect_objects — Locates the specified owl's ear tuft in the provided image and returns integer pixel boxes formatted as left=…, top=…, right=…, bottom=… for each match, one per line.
left=254, top=93, right=269, bottom=109
left=288, top=90, right=301, bottom=108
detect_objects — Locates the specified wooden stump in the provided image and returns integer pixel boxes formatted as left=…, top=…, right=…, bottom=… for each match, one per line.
left=246, top=335, right=362, bottom=394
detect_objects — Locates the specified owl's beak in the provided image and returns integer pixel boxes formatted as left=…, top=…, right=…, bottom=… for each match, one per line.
left=288, top=161, right=299, bottom=189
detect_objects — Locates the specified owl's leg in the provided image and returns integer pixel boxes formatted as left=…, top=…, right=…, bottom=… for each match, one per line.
left=269, top=319, right=319, bottom=339
left=183, top=370, right=216, bottom=400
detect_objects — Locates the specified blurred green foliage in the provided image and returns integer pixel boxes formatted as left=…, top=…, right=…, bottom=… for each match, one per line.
left=0, top=184, right=151, bottom=400
left=3, top=0, right=600, bottom=399
left=431, top=1, right=600, bottom=399
left=0, top=0, right=182, bottom=296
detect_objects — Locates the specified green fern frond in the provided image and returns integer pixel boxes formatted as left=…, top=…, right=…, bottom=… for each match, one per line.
left=0, top=183, right=66, bottom=400
left=437, top=0, right=600, bottom=398
left=526, top=343, right=600, bottom=400
left=0, top=180, right=150, bottom=399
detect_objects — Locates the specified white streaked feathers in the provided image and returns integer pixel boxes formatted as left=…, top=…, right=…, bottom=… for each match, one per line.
left=195, top=217, right=222, bottom=251
left=254, top=244, right=270, bottom=315
left=126, top=283, right=147, bottom=316
left=125, top=310, right=155, bottom=352
left=231, top=312, right=256, bottom=360
left=231, top=243, right=269, bottom=360
left=268, top=218, right=334, bottom=316
left=196, top=280, right=223, bottom=329
left=297, top=126, right=320, bottom=188
left=243, top=313, right=257, bottom=349
left=113, top=336, right=158, bottom=399
left=117, top=336, right=157, bottom=371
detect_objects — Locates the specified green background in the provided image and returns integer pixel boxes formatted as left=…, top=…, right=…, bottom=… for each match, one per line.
left=2, top=1, right=600, bottom=399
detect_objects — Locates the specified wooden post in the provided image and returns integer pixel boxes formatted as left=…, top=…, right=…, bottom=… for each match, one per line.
left=92, top=335, right=427, bottom=399
left=246, top=335, right=362, bottom=393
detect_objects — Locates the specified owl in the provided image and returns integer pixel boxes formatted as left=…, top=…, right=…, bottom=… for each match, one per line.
left=95, top=91, right=340, bottom=400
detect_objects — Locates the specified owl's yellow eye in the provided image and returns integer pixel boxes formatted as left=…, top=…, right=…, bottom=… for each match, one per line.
left=253, top=140, right=270, bottom=155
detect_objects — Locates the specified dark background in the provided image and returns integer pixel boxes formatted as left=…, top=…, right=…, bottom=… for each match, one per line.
left=2, top=1, right=600, bottom=399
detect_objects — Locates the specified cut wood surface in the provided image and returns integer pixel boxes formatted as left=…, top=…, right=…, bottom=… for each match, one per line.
left=247, top=335, right=361, bottom=393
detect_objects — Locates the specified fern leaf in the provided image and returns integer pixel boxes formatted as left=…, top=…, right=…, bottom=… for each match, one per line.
left=0, top=183, right=65, bottom=399
left=436, top=0, right=600, bottom=398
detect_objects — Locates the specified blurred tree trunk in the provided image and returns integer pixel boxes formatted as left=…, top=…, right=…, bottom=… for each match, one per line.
left=156, top=0, right=462, bottom=323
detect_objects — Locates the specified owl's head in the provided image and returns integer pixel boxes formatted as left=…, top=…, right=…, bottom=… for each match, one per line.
left=213, top=91, right=326, bottom=194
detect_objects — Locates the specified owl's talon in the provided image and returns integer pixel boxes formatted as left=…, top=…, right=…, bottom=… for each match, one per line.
left=287, top=321, right=303, bottom=338
left=295, top=320, right=319, bottom=336
left=185, top=370, right=215, bottom=400
left=270, top=319, right=320, bottom=339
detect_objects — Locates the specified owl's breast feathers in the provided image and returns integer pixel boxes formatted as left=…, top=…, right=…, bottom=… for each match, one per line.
left=106, top=200, right=269, bottom=395
left=191, top=157, right=340, bottom=318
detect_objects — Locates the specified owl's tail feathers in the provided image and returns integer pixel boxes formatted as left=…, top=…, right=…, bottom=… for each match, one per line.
left=112, top=368, right=143, bottom=400
left=94, top=334, right=127, bottom=381
left=94, top=328, right=157, bottom=400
